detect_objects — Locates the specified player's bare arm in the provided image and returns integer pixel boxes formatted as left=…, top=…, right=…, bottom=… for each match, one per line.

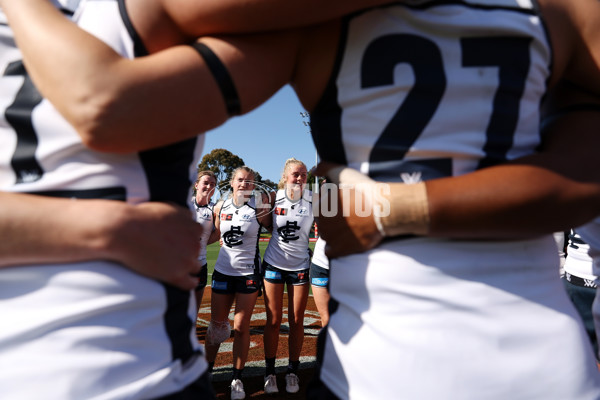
left=1, top=0, right=303, bottom=152
left=129, top=0, right=393, bottom=53
left=0, top=192, right=204, bottom=290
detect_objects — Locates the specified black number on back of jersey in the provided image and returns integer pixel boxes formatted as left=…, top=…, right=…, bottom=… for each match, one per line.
left=363, top=34, right=531, bottom=176
left=3, top=60, right=44, bottom=183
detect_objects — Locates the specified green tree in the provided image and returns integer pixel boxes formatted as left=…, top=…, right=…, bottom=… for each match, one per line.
left=197, top=148, right=245, bottom=185
left=260, top=179, right=278, bottom=191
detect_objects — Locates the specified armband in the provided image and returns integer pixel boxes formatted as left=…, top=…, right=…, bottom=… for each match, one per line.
left=191, top=42, right=241, bottom=116
left=374, top=182, right=430, bottom=237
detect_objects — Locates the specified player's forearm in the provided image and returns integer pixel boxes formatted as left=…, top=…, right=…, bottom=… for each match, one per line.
left=0, top=193, right=115, bottom=267
left=2, top=0, right=232, bottom=152
left=425, top=163, right=600, bottom=239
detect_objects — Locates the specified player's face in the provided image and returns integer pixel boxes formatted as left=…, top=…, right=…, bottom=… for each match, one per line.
left=232, top=171, right=255, bottom=198
left=285, top=164, right=307, bottom=199
left=286, top=164, right=307, bottom=186
left=195, top=175, right=216, bottom=202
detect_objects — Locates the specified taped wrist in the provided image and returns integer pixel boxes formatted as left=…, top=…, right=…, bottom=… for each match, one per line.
left=191, top=42, right=241, bottom=116
left=374, top=182, right=430, bottom=237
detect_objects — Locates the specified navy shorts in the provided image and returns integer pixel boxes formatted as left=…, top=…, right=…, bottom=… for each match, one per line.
left=310, top=262, right=329, bottom=288
left=194, top=263, right=208, bottom=291
left=263, top=261, right=309, bottom=285
left=211, top=270, right=261, bottom=294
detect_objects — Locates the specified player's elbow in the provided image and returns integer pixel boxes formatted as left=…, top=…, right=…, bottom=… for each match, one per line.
left=69, top=93, right=134, bottom=153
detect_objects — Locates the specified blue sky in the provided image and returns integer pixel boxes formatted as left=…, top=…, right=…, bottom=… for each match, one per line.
left=200, top=85, right=318, bottom=184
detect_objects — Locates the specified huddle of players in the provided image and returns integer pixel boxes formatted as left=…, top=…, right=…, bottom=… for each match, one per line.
left=4, top=0, right=600, bottom=399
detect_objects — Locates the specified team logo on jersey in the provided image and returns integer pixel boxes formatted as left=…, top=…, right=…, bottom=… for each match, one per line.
left=221, top=213, right=233, bottom=221
left=277, top=221, right=300, bottom=242
left=223, top=226, right=244, bottom=247
left=274, top=207, right=288, bottom=215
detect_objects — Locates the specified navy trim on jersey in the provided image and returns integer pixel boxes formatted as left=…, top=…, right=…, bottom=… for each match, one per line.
left=118, top=0, right=149, bottom=56
left=310, top=18, right=349, bottom=166
left=138, top=138, right=198, bottom=207
left=4, top=61, right=45, bottom=184
left=375, top=0, right=538, bottom=13
left=162, top=284, right=202, bottom=364
left=116, top=0, right=202, bottom=366
left=59, top=8, right=75, bottom=16
left=118, top=0, right=200, bottom=207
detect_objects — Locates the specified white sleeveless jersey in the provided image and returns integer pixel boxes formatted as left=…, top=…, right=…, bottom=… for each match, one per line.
left=312, top=2, right=600, bottom=399
left=214, top=196, right=262, bottom=276
left=0, top=1, right=207, bottom=399
left=311, top=236, right=329, bottom=269
left=194, top=199, right=215, bottom=265
left=564, top=230, right=595, bottom=281
left=264, top=189, right=314, bottom=271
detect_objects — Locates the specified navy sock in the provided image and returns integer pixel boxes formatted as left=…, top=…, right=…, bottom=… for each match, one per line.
left=287, top=360, right=300, bottom=374
left=232, top=368, right=244, bottom=380
left=265, top=357, right=276, bottom=376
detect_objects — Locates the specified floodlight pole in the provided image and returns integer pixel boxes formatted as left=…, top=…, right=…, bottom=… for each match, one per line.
left=300, top=111, right=319, bottom=239
left=299, top=111, right=319, bottom=194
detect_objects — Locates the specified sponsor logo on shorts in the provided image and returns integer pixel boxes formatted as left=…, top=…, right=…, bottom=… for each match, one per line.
left=297, top=272, right=307, bottom=281
left=246, top=279, right=257, bottom=287
left=212, top=280, right=228, bottom=290
left=311, top=277, right=328, bottom=286
left=265, top=270, right=282, bottom=280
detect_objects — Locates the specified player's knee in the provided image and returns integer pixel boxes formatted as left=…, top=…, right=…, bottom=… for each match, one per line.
left=206, top=319, right=231, bottom=345
left=265, top=316, right=282, bottom=330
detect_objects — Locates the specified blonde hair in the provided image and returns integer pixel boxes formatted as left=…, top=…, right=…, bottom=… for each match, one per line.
left=278, top=158, right=307, bottom=189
